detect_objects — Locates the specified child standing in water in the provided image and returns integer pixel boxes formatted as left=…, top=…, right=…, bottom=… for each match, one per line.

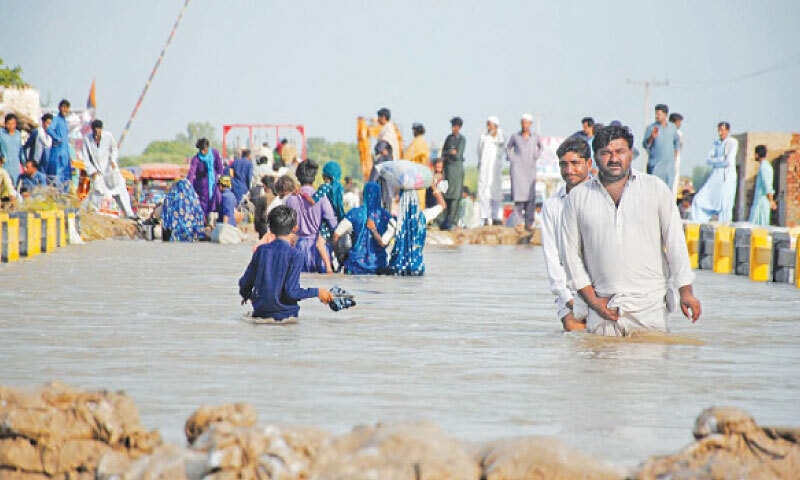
left=239, top=206, right=333, bottom=322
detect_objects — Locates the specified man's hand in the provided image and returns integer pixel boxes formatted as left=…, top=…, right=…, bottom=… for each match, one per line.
left=366, top=219, right=377, bottom=232
left=566, top=299, right=574, bottom=310
left=561, top=313, right=586, bottom=332
left=241, top=298, right=248, bottom=306
left=450, top=148, right=457, bottom=156
left=318, top=288, right=333, bottom=304
left=679, top=285, right=702, bottom=323
left=770, top=200, right=778, bottom=210
left=589, top=296, right=620, bottom=322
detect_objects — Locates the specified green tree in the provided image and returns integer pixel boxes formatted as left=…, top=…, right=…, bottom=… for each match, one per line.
left=306, top=137, right=361, bottom=180
left=692, top=165, right=712, bottom=191
left=174, top=121, right=219, bottom=148
left=0, top=58, right=26, bottom=87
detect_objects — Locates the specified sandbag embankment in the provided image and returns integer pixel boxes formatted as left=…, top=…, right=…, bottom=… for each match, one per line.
left=0, top=382, right=161, bottom=479
left=99, top=403, right=330, bottom=480
left=630, top=406, right=800, bottom=479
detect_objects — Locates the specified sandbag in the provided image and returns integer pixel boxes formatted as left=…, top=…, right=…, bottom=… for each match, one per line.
left=210, top=223, right=243, bottom=244
left=376, top=160, right=432, bottom=191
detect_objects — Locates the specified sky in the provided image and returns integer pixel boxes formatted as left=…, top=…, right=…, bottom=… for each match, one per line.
left=4, top=0, right=800, bottom=174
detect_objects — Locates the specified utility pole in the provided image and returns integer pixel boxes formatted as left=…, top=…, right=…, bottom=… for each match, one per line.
left=627, top=79, right=668, bottom=168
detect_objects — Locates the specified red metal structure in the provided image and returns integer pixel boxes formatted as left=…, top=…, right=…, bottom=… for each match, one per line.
left=222, top=124, right=306, bottom=159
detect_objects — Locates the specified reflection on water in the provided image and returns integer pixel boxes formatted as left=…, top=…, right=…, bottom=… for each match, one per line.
left=2, top=240, right=799, bottom=467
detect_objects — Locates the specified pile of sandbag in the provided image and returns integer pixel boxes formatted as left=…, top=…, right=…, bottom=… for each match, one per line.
left=99, top=403, right=330, bottom=480
left=0, top=382, right=161, bottom=480
left=631, top=406, right=800, bottom=479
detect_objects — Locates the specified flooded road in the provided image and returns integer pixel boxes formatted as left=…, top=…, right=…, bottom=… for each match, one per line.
left=2, top=240, right=799, bottom=467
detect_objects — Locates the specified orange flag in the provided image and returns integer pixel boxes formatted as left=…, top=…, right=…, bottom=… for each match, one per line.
left=86, top=78, right=97, bottom=109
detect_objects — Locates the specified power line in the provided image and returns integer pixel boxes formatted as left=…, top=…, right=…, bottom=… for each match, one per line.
left=670, top=50, right=800, bottom=86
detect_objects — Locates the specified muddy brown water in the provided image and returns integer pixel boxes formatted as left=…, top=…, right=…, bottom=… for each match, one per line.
left=2, top=240, right=799, bottom=468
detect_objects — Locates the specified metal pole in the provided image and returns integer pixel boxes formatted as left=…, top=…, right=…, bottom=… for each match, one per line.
left=627, top=79, right=668, bottom=170
left=118, top=0, right=192, bottom=149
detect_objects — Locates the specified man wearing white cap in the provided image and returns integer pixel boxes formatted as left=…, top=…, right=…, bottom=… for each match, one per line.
left=506, top=113, right=542, bottom=230
left=477, top=116, right=505, bottom=225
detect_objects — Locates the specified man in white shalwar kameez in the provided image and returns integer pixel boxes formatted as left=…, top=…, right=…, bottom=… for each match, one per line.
left=541, top=137, right=593, bottom=331
left=560, top=125, right=701, bottom=337
left=691, top=122, right=738, bottom=223
left=82, top=120, right=135, bottom=218
left=476, top=116, right=505, bottom=225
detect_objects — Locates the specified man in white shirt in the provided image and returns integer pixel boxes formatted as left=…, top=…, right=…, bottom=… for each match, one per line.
left=477, top=116, right=505, bottom=225
left=82, top=120, right=135, bottom=218
left=541, top=137, right=593, bottom=331
left=376, top=108, right=400, bottom=160
left=560, top=125, right=701, bottom=336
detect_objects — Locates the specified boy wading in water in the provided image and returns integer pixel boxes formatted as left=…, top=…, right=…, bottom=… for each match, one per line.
left=239, top=206, right=333, bottom=323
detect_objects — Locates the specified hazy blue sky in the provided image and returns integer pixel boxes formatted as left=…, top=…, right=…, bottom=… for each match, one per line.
left=4, top=0, right=800, bottom=173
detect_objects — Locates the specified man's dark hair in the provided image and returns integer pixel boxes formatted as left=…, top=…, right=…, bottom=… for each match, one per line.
left=42, top=113, right=53, bottom=123
left=655, top=104, right=669, bottom=114
left=91, top=119, right=103, bottom=130
left=581, top=117, right=595, bottom=127
left=377, top=108, right=391, bottom=120
left=592, top=125, right=634, bottom=153
left=5, top=113, right=17, bottom=123
left=450, top=116, right=463, bottom=127
left=668, top=113, right=683, bottom=123
left=718, top=121, right=731, bottom=130
left=755, top=145, right=767, bottom=159
left=241, top=149, right=251, bottom=158
left=412, top=123, right=425, bottom=136
left=295, top=159, right=319, bottom=185
left=195, top=138, right=210, bottom=150
left=26, top=159, right=39, bottom=169
left=58, top=99, right=70, bottom=108
left=557, top=137, right=591, bottom=160
left=267, top=205, right=297, bottom=236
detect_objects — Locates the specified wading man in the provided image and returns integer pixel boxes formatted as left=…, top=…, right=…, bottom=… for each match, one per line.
left=560, top=125, right=701, bottom=336
left=541, top=137, right=593, bottom=331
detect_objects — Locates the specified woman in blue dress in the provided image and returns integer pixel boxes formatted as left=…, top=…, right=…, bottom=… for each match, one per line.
left=161, top=179, right=206, bottom=242
left=333, top=181, right=392, bottom=274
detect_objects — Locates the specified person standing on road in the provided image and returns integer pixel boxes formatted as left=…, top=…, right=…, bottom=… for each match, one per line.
left=477, top=116, right=505, bottom=226
left=506, top=113, right=542, bottom=230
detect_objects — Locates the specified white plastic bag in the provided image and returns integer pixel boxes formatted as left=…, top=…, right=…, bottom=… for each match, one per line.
left=211, top=223, right=243, bottom=244
left=376, top=160, right=432, bottom=190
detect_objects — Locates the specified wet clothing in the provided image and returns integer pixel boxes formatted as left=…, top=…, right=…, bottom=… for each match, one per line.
left=0, top=128, right=25, bottom=187
left=161, top=179, right=206, bottom=242
left=691, top=137, right=739, bottom=223
left=560, top=170, right=694, bottom=336
left=387, top=189, right=444, bottom=276
left=541, top=185, right=587, bottom=321
left=314, top=162, right=346, bottom=240
left=218, top=189, right=238, bottom=226
left=187, top=148, right=224, bottom=219
left=643, top=121, right=680, bottom=189
left=477, top=129, right=505, bottom=221
left=749, top=160, right=774, bottom=225
left=46, top=113, right=71, bottom=190
left=230, top=157, right=253, bottom=203
left=239, top=238, right=319, bottom=320
left=285, top=185, right=339, bottom=273
left=334, top=182, right=393, bottom=275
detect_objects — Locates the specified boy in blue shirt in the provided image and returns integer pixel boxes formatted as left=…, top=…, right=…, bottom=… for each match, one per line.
left=239, top=205, right=333, bottom=322
left=217, top=176, right=238, bottom=226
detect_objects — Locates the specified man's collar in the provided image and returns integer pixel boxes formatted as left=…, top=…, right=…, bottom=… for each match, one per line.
left=590, top=168, right=638, bottom=186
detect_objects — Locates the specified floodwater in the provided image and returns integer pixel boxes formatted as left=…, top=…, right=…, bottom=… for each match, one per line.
left=2, top=240, right=800, bottom=468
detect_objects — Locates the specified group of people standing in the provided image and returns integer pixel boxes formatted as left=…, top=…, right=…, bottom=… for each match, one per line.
left=0, top=99, right=75, bottom=205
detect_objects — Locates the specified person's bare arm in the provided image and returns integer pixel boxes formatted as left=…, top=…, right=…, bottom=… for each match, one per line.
left=577, top=285, right=620, bottom=322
